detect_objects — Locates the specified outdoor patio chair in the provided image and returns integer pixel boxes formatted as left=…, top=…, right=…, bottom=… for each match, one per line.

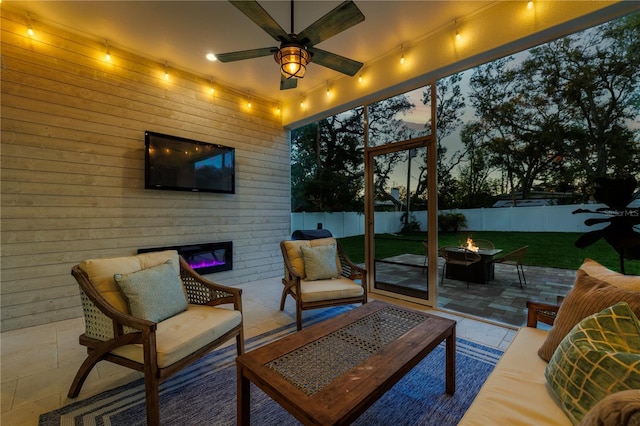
left=68, top=250, right=244, bottom=425
left=474, top=239, right=495, bottom=250
left=492, top=245, right=529, bottom=288
left=438, top=246, right=482, bottom=288
left=280, top=237, right=367, bottom=330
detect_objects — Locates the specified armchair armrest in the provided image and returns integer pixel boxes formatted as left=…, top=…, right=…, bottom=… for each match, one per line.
left=336, top=243, right=367, bottom=284
left=179, top=257, right=243, bottom=312
left=526, top=300, right=560, bottom=328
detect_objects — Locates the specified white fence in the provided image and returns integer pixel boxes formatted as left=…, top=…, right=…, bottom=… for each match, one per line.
left=291, top=204, right=609, bottom=238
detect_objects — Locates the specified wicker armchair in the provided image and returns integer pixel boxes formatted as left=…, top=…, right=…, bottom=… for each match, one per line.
left=280, top=238, right=367, bottom=330
left=68, top=251, right=244, bottom=425
left=493, top=245, right=529, bottom=288
left=474, top=239, right=495, bottom=250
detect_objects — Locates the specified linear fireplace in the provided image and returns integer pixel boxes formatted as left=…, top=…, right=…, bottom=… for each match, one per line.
left=138, top=241, right=232, bottom=274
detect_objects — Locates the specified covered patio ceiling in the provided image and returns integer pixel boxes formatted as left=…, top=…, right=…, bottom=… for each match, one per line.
left=5, top=1, right=636, bottom=127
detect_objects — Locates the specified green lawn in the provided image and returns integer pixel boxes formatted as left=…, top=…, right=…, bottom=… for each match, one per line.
left=338, top=231, right=640, bottom=275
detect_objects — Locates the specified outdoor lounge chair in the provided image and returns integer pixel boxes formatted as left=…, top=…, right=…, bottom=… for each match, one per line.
left=492, top=245, right=529, bottom=288
left=68, top=250, right=244, bottom=425
left=280, top=237, right=367, bottom=330
left=474, top=239, right=495, bottom=250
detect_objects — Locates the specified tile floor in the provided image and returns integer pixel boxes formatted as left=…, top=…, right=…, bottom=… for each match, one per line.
left=1, top=276, right=517, bottom=425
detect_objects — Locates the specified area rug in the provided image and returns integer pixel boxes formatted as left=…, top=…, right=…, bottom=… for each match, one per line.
left=39, top=306, right=503, bottom=425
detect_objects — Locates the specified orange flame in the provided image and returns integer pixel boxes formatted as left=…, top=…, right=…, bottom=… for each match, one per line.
left=466, top=237, right=479, bottom=252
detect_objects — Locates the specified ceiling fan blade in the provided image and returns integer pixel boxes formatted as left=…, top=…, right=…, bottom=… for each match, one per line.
left=297, top=1, right=365, bottom=46
left=229, top=0, right=289, bottom=42
left=308, top=47, right=363, bottom=76
left=216, top=47, right=278, bottom=63
left=280, top=75, right=298, bottom=90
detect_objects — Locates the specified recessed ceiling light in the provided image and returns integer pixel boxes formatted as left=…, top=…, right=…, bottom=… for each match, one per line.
left=206, top=53, right=217, bottom=62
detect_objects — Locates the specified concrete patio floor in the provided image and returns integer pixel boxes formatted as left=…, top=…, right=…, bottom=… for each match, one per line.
left=374, top=254, right=577, bottom=327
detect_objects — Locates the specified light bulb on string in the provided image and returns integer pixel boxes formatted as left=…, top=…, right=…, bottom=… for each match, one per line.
left=27, top=13, right=34, bottom=36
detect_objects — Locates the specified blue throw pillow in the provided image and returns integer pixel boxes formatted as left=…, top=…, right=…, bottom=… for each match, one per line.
left=114, top=260, right=188, bottom=323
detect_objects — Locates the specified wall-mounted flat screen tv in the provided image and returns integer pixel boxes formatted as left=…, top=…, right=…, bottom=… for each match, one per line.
left=145, top=131, right=235, bottom=194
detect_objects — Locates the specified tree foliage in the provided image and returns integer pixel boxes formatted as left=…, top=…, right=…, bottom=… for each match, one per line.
left=465, top=13, right=640, bottom=200
left=291, top=96, right=415, bottom=212
left=290, top=13, right=640, bottom=212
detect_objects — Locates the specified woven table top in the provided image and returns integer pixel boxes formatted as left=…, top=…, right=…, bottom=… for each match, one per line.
left=266, top=305, right=429, bottom=396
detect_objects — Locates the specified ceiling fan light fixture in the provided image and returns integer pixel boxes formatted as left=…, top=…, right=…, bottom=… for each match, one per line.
left=275, top=43, right=311, bottom=79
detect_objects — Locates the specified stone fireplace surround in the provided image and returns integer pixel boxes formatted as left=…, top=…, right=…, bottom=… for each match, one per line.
left=138, top=241, right=232, bottom=275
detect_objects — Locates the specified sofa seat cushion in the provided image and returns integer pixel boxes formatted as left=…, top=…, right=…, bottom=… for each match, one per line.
left=111, top=304, right=242, bottom=368
left=459, top=327, right=571, bottom=426
left=293, top=278, right=364, bottom=303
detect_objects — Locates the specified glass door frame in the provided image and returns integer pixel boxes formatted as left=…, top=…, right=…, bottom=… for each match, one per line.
left=363, top=81, right=438, bottom=306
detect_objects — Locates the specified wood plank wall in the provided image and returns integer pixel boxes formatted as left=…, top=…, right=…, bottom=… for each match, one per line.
left=0, top=8, right=291, bottom=332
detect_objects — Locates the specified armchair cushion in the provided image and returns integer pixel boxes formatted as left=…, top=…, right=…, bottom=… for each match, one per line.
left=282, top=238, right=343, bottom=279
left=114, top=260, right=188, bottom=323
left=300, top=244, right=340, bottom=281
left=296, top=278, right=365, bottom=303
left=110, top=304, right=242, bottom=368
left=79, top=250, right=181, bottom=315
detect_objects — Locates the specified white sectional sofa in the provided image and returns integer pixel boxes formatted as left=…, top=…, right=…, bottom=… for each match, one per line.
left=460, top=259, right=640, bottom=426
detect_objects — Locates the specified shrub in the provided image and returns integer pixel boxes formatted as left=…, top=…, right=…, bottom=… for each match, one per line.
left=438, top=212, right=467, bottom=232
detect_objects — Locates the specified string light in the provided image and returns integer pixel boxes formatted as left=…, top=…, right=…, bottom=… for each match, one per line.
left=210, top=77, right=215, bottom=94
left=455, top=20, right=461, bottom=41
left=527, top=1, right=534, bottom=10
left=400, top=45, right=405, bottom=64
left=358, top=74, right=363, bottom=83
left=326, top=81, right=331, bottom=97
left=105, top=41, right=111, bottom=61
left=164, top=62, right=169, bottom=80
left=27, top=13, right=34, bottom=36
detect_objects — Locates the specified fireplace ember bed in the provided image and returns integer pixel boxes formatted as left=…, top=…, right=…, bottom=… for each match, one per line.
left=138, top=242, right=232, bottom=275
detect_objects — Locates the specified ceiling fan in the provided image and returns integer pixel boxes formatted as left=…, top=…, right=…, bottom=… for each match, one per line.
left=216, top=0, right=365, bottom=90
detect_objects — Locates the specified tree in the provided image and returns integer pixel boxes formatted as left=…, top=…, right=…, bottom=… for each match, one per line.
left=291, top=96, right=415, bottom=212
left=524, top=13, right=640, bottom=192
left=465, top=14, right=640, bottom=199
left=420, top=74, right=468, bottom=209
left=467, top=57, right=569, bottom=199
left=291, top=109, right=365, bottom=212
left=456, top=123, right=499, bottom=207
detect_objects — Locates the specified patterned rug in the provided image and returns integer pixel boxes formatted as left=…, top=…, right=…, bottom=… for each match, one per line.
left=39, top=306, right=503, bottom=425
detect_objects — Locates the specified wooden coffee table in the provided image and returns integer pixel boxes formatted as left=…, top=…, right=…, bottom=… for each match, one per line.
left=236, top=300, right=456, bottom=425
